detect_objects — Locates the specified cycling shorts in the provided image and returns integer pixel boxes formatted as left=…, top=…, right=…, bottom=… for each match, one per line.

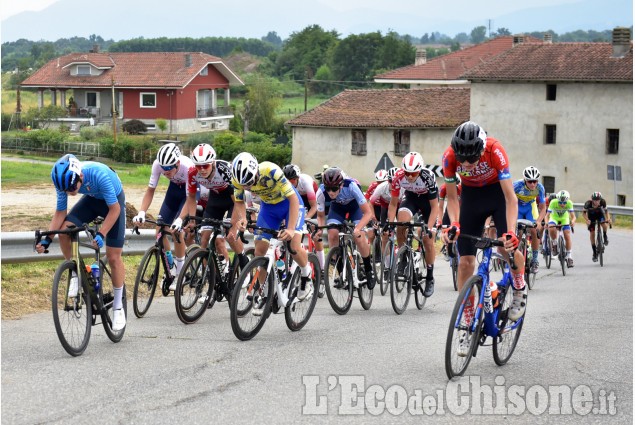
left=66, top=191, right=126, bottom=248
left=327, top=201, right=363, bottom=225
left=458, top=183, right=507, bottom=257
left=586, top=212, right=606, bottom=231
left=548, top=213, right=571, bottom=229
left=203, top=190, right=234, bottom=221
left=518, top=202, right=538, bottom=222
left=255, top=190, right=305, bottom=241
left=159, top=181, right=187, bottom=224
left=398, top=191, right=435, bottom=222
left=373, top=205, right=382, bottom=222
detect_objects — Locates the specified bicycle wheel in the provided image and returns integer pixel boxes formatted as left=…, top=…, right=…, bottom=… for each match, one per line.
left=133, top=246, right=160, bottom=318
left=445, top=275, right=484, bottom=379
left=414, top=277, right=426, bottom=310
left=493, top=281, right=526, bottom=365
left=285, top=253, right=320, bottom=331
left=451, top=256, right=459, bottom=291
left=174, top=249, right=213, bottom=324
left=356, top=252, right=373, bottom=311
left=324, top=247, right=354, bottom=315
left=226, top=248, right=256, bottom=303
left=558, top=236, right=566, bottom=276
left=371, top=236, right=382, bottom=289
left=52, top=261, right=91, bottom=357
left=596, top=227, right=604, bottom=267
left=100, top=261, right=127, bottom=342
left=186, top=243, right=201, bottom=258
left=230, top=257, right=274, bottom=341
left=521, top=242, right=533, bottom=290
left=379, top=240, right=393, bottom=296
left=543, top=234, right=552, bottom=269
left=390, top=246, right=412, bottom=315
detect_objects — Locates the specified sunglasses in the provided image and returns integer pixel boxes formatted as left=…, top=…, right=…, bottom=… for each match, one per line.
left=404, top=171, right=420, bottom=177
left=195, top=163, right=213, bottom=170
left=325, top=185, right=341, bottom=193
left=525, top=180, right=538, bottom=184
left=456, top=155, right=480, bottom=164
left=161, top=164, right=177, bottom=171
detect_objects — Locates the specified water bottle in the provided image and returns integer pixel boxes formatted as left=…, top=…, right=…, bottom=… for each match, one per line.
left=276, top=258, right=286, bottom=280
left=91, top=261, right=101, bottom=291
left=490, top=281, right=499, bottom=308
left=166, top=250, right=176, bottom=276
left=483, top=279, right=493, bottom=313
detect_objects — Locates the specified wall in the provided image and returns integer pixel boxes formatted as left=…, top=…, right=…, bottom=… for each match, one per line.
left=470, top=82, right=633, bottom=205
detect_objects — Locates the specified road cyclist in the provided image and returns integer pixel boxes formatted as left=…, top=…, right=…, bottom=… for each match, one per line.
left=546, top=190, right=576, bottom=267
left=513, top=166, right=547, bottom=273
left=582, top=191, right=612, bottom=262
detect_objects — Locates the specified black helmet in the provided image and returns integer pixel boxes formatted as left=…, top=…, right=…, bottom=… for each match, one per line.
left=322, top=167, right=344, bottom=187
left=451, top=121, right=486, bottom=161
left=282, top=164, right=301, bottom=180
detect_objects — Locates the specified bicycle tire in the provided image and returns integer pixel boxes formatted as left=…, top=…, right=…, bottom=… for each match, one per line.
left=543, top=233, right=552, bottom=269
left=52, top=261, right=91, bottom=357
left=379, top=239, right=393, bottom=296
left=133, top=246, right=160, bottom=318
left=558, top=236, right=566, bottom=276
left=356, top=252, right=373, bottom=311
left=225, top=248, right=256, bottom=306
left=230, top=256, right=274, bottom=341
left=493, top=280, right=526, bottom=365
left=174, top=249, right=214, bottom=324
left=445, top=275, right=484, bottom=379
left=371, top=236, right=382, bottom=292
left=451, top=256, right=459, bottom=291
left=186, top=243, right=201, bottom=258
left=596, top=226, right=604, bottom=267
left=390, top=246, right=412, bottom=315
left=285, top=253, right=320, bottom=331
left=414, top=280, right=426, bottom=310
left=100, top=261, right=127, bottom=342
left=324, top=247, right=354, bottom=315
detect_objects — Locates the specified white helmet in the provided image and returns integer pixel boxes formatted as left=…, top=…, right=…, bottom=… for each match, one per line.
left=387, top=167, right=399, bottom=180
left=523, top=166, right=540, bottom=181
left=232, top=152, right=259, bottom=186
left=191, top=143, right=216, bottom=165
left=557, top=190, right=570, bottom=203
left=402, top=152, right=424, bottom=173
left=375, top=169, right=388, bottom=181
left=156, top=143, right=181, bottom=167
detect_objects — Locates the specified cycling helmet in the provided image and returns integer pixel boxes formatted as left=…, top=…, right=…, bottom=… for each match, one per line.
left=375, top=169, right=388, bottom=182
left=557, top=190, right=570, bottom=203
left=402, top=152, right=424, bottom=173
left=523, top=166, right=540, bottom=181
left=322, top=167, right=344, bottom=187
left=232, top=152, right=259, bottom=186
left=387, top=167, right=399, bottom=180
left=591, top=191, right=602, bottom=200
left=190, top=143, right=216, bottom=165
left=451, top=121, right=486, bottom=159
left=282, top=164, right=301, bottom=180
left=156, top=143, right=181, bottom=167
left=51, top=154, right=82, bottom=192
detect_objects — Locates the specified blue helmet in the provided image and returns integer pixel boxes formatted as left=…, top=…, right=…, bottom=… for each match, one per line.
left=51, top=154, right=82, bottom=192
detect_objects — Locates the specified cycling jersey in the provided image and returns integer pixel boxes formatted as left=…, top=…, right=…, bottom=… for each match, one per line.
left=233, top=161, right=296, bottom=205
left=365, top=181, right=381, bottom=205
left=295, top=173, right=318, bottom=201
left=513, top=179, right=546, bottom=206
left=547, top=198, right=574, bottom=227
left=148, top=156, right=193, bottom=188
left=390, top=168, right=438, bottom=199
left=316, top=179, right=367, bottom=212
left=56, top=161, right=123, bottom=211
left=186, top=160, right=233, bottom=197
left=442, top=137, right=511, bottom=187
left=583, top=198, right=607, bottom=216
left=369, top=181, right=400, bottom=208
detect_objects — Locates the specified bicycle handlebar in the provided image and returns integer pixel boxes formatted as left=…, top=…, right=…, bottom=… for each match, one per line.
left=132, top=218, right=182, bottom=243
left=34, top=221, right=99, bottom=254
left=246, top=223, right=298, bottom=255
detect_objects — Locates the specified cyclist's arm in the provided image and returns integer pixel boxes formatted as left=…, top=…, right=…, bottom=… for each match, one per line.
left=138, top=186, right=156, bottom=214
left=387, top=195, right=399, bottom=223
left=569, top=210, right=576, bottom=225
left=317, top=210, right=326, bottom=227
left=355, top=201, right=374, bottom=234
left=438, top=197, right=445, bottom=225
left=230, top=197, right=247, bottom=233
left=445, top=182, right=460, bottom=224
left=536, top=201, right=547, bottom=226
left=286, top=193, right=300, bottom=234
left=306, top=198, right=318, bottom=219
left=499, top=179, right=518, bottom=234
left=428, top=197, right=439, bottom=230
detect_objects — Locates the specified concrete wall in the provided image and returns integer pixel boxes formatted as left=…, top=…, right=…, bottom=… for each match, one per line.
left=469, top=82, right=633, bottom=205
left=290, top=127, right=454, bottom=186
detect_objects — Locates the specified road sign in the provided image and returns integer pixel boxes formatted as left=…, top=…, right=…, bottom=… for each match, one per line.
left=375, top=153, right=394, bottom=172
left=425, top=164, right=444, bottom=177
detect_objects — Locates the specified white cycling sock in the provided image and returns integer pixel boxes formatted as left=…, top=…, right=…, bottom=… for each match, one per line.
left=301, top=263, right=312, bottom=278
left=113, top=286, right=124, bottom=310
left=175, top=256, right=185, bottom=273
left=316, top=250, right=325, bottom=269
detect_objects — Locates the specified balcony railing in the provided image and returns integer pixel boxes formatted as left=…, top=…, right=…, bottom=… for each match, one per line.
left=67, top=107, right=101, bottom=118
left=197, top=106, right=232, bottom=118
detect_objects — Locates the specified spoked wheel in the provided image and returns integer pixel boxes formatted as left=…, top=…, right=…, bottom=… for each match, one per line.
left=543, top=237, right=552, bottom=269
left=52, top=261, right=91, bottom=357
left=224, top=248, right=256, bottom=304
left=526, top=270, right=537, bottom=290
left=324, top=247, right=354, bottom=315
left=414, top=279, right=426, bottom=310
left=596, top=231, right=604, bottom=267
left=230, top=257, right=274, bottom=341
left=100, top=261, right=126, bottom=342
left=445, top=275, right=484, bottom=379
left=174, top=249, right=214, bottom=324
left=379, top=240, right=393, bottom=296
left=493, top=284, right=526, bottom=365
left=186, top=243, right=201, bottom=258
left=558, top=237, right=567, bottom=276
left=285, top=253, right=321, bottom=331
left=356, top=253, right=373, bottom=310
left=370, top=235, right=382, bottom=292
left=133, top=246, right=160, bottom=318
left=451, top=256, right=459, bottom=291
left=390, top=246, right=412, bottom=315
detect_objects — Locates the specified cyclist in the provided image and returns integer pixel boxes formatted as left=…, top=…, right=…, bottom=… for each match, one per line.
left=184, top=143, right=250, bottom=283
left=547, top=190, right=576, bottom=267
left=582, top=191, right=611, bottom=262
left=370, top=168, right=403, bottom=279
left=132, top=143, right=192, bottom=280
left=36, top=154, right=127, bottom=331
left=438, top=178, right=462, bottom=260
left=387, top=152, right=439, bottom=297
left=441, top=121, right=525, bottom=329
left=228, top=152, right=316, bottom=309
left=513, top=166, right=547, bottom=272
left=365, top=169, right=389, bottom=260
left=316, top=167, right=376, bottom=289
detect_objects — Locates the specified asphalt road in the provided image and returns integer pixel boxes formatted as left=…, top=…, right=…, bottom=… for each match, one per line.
left=2, top=227, right=632, bottom=424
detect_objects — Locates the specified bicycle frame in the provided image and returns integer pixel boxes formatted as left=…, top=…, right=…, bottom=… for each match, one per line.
left=334, top=225, right=365, bottom=289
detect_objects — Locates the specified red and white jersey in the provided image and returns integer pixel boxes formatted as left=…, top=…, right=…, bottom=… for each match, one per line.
left=390, top=168, right=438, bottom=198
left=295, top=173, right=318, bottom=201
left=364, top=181, right=381, bottom=205
left=370, top=180, right=403, bottom=208
left=186, top=160, right=233, bottom=196
left=441, top=136, right=511, bottom=187
left=148, top=156, right=193, bottom=188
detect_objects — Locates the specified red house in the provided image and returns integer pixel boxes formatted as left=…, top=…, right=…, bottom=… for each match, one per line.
left=20, top=51, right=244, bottom=133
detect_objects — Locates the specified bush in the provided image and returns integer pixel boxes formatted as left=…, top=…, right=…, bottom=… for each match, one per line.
left=24, top=129, right=65, bottom=149
left=80, top=126, right=98, bottom=141
left=184, top=132, right=215, bottom=150
left=1, top=113, right=14, bottom=131
left=155, top=118, right=168, bottom=133
left=122, top=119, right=147, bottom=135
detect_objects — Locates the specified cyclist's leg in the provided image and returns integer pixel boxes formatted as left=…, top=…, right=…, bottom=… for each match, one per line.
left=159, top=182, right=187, bottom=272
left=396, top=195, right=416, bottom=247
left=587, top=217, right=597, bottom=259
left=456, top=185, right=490, bottom=291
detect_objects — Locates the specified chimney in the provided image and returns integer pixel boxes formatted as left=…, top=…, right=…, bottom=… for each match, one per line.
left=513, top=35, right=525, bottom=46
left=185, top=53, right=192, bottom=67
left=612, top=27, right=631, bottom=58
left=415, top=47, right=427, bottom=66
left=543, top=33, right=553, bottom=44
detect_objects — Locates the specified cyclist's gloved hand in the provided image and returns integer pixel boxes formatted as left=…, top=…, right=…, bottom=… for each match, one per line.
left=171, top=217, right=183, bottom=231
left=38, top=236, right=53, bottom=253
left=444, top=222, right=461, bottom=240
left=94, top=232, right=105, bottom=248
left=502, top=232, right=519, bottom=250
left=132, top=210, right=146, bottom=224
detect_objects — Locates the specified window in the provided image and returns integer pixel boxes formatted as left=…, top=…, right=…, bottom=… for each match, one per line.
left=543, top=176, right=555, bottom=194
left=351, top=129, right=367, bottom=155
left=544, top=124, right=557, bottom=144
left=617, top=194, right=626, bottom=206
left=140, top=93, right=156, bottom=108
left=546, top=84, right=557, bottom=101
left=200, top=67, right=208, bottom=76
left=606, top=129, right=619, bottom=154
left=393, top=130, right=411, bottom=156
left=77, top=65, right=91, bottom=76
left=86, top=92, right=97, bottom=107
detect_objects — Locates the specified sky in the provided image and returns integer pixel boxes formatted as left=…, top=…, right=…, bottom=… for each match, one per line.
left=2, top=0, right=58, bottom=19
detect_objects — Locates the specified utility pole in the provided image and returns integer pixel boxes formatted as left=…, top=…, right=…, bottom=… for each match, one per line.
left=304, top=70, right=308, bottom=112
left=488, top=19, right=491, bottom=38
left=111, top=76, right=117, bottom=143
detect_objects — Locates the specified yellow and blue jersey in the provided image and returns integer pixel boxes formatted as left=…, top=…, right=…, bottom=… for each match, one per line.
left=513, top=179, right=546, bottom=206
left=233, top=161, right=296, bottom=205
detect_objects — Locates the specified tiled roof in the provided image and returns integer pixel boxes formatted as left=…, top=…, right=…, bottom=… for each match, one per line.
left=463, top=43, right=633, bottom=81
left=375, top=36, right=543, bottom=81
left=286, top=88, right=469, bottom=128
left=21, top=52, right=243, bottom=88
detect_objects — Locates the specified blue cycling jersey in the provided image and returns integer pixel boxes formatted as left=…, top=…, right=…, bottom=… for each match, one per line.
left=56, top=161, right=123, bottom=211
left=513, top=179, right=545, bottom=206
left=316, top=179, right=366, bottom=212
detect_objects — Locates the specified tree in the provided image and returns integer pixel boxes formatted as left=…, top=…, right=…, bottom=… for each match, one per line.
left=275, top=25, right=339, bottom=80
left=22, top=105, right=67, bottom=129
left=312, top=64, right=335, bottom=95
left=261, top=31, right=282, bottom=48
left=493, top=27, right=511, bottom=37
left=470, top=26, right=487, bottom=44
left=244, top=75, right=282, bottom=134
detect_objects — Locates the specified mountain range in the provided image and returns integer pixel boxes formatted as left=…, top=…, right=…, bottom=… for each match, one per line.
left=1, top=0, right=632, bottom=43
